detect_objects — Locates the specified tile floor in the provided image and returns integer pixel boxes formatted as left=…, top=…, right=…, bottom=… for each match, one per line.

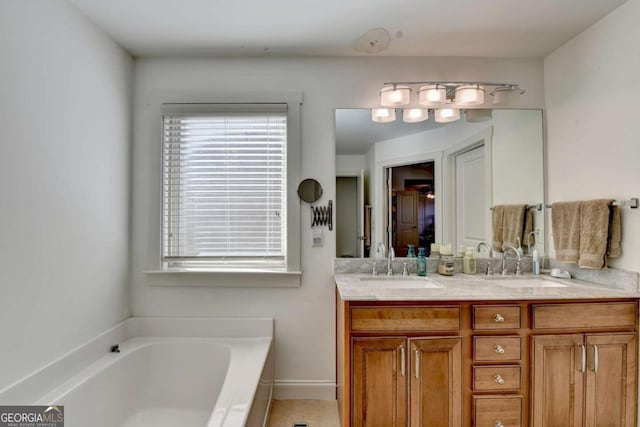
left=267, top=399, right=340, bottom=427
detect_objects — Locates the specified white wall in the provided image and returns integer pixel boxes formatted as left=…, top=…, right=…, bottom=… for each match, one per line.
left=131, top=56, right=543, bottom=397
left=0, top=1, right=132, bottom=389
left=335, top=154, right=366, bottom=173
left=544, top=0, right=640, bottom=272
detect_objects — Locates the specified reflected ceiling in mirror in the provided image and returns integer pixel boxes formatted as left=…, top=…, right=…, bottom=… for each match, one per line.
left=335, top=109, right=446, bottom=155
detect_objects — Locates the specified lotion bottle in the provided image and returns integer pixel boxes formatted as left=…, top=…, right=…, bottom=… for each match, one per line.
left=532, top=248, right=540, bottom=275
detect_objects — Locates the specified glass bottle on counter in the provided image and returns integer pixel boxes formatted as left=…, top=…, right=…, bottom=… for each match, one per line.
left=407, top=244, right=416, bottom=258
left=438, top=255, right=454, bottom=275
left=463, top=247, right=477, bottom=274
left=417, top=247, right=427, bottom=276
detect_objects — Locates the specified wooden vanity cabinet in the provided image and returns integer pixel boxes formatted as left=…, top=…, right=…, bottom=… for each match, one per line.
left=337, top=296, right=639, bottom=427
left=341, top=304, right=463, bottom=427
left=531, top=302, right=638, bottom=427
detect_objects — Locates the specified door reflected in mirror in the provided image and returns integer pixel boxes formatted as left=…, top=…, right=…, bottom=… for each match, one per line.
left=335, top=108, right=545, bottom=258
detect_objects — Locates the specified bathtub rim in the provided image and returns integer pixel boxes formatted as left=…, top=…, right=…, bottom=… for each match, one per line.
left=0, top=317, right=273, bottom=408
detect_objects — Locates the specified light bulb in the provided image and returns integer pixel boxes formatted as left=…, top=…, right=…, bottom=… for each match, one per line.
left=418, top=84, right=446, bottom=106
left=455, top=85, right=485, bottom=106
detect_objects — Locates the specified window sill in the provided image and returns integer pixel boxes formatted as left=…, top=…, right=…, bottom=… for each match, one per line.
left=143, top=269, right=302, bottom=288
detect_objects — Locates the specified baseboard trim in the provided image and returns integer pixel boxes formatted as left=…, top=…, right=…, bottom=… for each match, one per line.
left=273, top=380, right=336, bottom=400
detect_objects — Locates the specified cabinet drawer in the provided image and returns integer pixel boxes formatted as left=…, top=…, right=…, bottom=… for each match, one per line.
left=532, top=302, right=636, bottom=330
left=473, top=305, right=521, bottom=330
left=350, top=306, right=460, bottom=332
left=473, top=366, right=521, bottom=392
left=474, top=336, right=521, bottom=362
left=474, top=395, right=522, bottom=427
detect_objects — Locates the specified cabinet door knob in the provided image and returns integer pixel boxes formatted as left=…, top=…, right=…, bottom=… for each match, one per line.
left=494, top=374, right=505, bottom=384
left=495, top=421, right=505, bottom=427
left=493, top=313, right=505, bottom=323
left=494, top=344, right=505, bottom=354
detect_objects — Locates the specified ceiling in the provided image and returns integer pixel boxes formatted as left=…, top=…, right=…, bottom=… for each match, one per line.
left=68, top=0, right=627, bottom=58
left=335, top=109, right=445, bottom=155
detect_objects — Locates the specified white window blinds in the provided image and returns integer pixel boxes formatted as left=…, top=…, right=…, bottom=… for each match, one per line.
left=162, top=103, right=287, bottom=269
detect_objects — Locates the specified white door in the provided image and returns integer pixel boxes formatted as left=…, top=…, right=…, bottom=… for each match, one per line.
left=455, top=145, right=486, bottom=251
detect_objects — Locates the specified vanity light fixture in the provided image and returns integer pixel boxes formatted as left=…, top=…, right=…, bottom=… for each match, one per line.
left=380, top=85, right=411, bottom=107
left=490, top=85, right=525, bottom=105
left=371, top=107, right=396, bottom=123
left=402, top=108, right=429, bottom=123
left=372, top=81, right=524, bottom=123
left=373, top=81, right=524, bottom=122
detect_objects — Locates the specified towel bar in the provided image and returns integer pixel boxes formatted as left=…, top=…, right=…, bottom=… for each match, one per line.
left=489, top=203, right=542, bottom=211
left=545, top=198, right=638, bottom=209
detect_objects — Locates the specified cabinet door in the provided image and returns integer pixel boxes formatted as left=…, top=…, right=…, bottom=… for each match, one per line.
left=532, top=334, right=585, bottom=427
left=409, top=337, right=462, bottom=427
left=585, top=333, right=637, bottom=427
left=352, top=337, right=407, bottom=427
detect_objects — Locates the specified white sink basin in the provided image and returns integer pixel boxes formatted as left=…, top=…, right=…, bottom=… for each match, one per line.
left=359, top=276, right=444, bottom=289
left=493, top=279, right=568, bottom=288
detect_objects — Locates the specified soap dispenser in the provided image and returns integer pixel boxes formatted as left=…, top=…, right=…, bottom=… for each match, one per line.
left=532, top=248, right=540, bottom=275
left=417, top=247, right=427, bottom=276
left=407, top=244, right=416, bottom=258
left=463, top=248, right=476, bottom=275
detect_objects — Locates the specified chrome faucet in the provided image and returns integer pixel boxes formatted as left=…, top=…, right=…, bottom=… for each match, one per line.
left=502, top=244, right=522, bottom=276
left=526, top=231, right=536, bottom=255
left=477, top=241, right=494, bottom=275
left=386, top=246, right=395, bottom=276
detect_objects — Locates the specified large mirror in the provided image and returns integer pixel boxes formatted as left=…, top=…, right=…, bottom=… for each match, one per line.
left=335, top=108, right=545, bottom=258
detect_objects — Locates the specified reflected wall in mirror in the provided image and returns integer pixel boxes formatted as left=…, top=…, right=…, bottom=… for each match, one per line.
left=335, top=108, right=545, bottom=258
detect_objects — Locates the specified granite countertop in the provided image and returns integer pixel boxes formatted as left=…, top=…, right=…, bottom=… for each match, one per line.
left=335, top=273, right=640, bottom=301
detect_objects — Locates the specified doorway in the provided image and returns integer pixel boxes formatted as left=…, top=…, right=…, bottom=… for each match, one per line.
left=336, top=171, right=366, bottom=257
left=387, top=162, right=435, bottom=257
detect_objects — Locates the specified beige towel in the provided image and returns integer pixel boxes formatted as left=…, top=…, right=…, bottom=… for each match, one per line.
left=578, top=199, right=614, bottom=269
left=552, top=201, right=581, bottom=263
left=492, top=205, right=504, bottom=253
left=501, top=204, right=526, bottom=251
left=608, top=206, right=622, bottom=258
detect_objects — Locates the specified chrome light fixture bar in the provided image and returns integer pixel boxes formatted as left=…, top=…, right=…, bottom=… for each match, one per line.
left=373, top=81, right=524, bottom=123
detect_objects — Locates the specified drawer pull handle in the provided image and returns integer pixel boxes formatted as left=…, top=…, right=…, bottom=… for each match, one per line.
left=495, top=421, right=505, bottom=427
left=494, top=344, right=505, bottom=354
left=415, top=349, right=420, bottom=379
left=400, top=346, right=405, bottom=377
left=493, top=313, right=505, bottom=323
left=591, top=344, right=599, bottom=372
left=494, top=374, right=505, bottom=385
left=579, top=344, right=586, bottom=373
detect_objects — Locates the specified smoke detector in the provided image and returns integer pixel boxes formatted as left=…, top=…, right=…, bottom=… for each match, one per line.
left=354, top=28, right=391, bottom=54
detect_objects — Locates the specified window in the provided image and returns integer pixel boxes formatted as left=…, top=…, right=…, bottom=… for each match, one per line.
left=162, top=103, right=290, bottom=271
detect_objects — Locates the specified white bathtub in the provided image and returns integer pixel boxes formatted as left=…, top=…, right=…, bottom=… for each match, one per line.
left=0, top=318, right=273, bottom=427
